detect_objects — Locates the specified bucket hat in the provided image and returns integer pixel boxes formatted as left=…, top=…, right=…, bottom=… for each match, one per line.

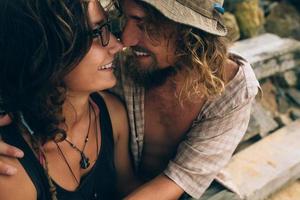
left=138, top=0, right=227, bottom=36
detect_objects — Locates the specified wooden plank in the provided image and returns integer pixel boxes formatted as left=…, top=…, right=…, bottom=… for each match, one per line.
left=231, top=33, right=300, bottom=80
left=218, top=120, right=300, bottom=200
left=251, top=102, right=278, bottom=137
left=243, top=114, right=260, bottom=142
left=243, top=101, right=278, bottom=142
left=206, top=191, right=241, bottom=200
left=267, top=180, right=300, bottom=200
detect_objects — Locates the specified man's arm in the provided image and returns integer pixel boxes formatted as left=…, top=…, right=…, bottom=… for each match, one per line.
left=124, top=174, right=184, bottom=200
left=0, top=114, right=24, bottom=175
left=125, top=97, right=256, bottom=200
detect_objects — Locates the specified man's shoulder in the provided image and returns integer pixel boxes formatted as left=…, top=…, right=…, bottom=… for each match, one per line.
left=202, top=56, right=260, bottom=118
left=226, top=54, right=260, bottom=99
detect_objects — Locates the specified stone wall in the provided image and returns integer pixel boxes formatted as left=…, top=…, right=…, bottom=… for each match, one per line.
left=231, top=33, right=300, bottom=151
left=223, top=0, right=300, bottom=42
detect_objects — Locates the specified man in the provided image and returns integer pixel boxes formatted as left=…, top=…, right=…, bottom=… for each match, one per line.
left=0, top=0, right=260, bottom=199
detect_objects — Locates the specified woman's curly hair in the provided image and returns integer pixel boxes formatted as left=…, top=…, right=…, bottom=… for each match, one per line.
left=0, top=0, right=93, bottom=143
left=133, top=1, right=229, bottom=103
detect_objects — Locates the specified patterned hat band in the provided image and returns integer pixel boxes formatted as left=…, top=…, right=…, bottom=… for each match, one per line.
left=139, top=0, right=227, bottom=36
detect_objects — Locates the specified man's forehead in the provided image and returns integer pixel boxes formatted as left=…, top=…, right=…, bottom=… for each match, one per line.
left=122, top=0, right=146, bottom=17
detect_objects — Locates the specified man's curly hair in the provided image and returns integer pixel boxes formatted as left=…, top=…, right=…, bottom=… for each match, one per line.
left=133, top=0, right=229, bottom=103
left=175, top=28, right=228, bottom=102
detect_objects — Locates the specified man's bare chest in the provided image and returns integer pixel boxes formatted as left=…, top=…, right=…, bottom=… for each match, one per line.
left=144, top=102, right=194, bottom=143
left=144, top=91, right=204, bottom=143
left=140, top=92, right=205, bottom=179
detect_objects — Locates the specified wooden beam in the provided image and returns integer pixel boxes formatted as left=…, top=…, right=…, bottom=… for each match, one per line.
left=218, top=120, right=300, bottom=200
left=231, top=33, right=300, bottom=80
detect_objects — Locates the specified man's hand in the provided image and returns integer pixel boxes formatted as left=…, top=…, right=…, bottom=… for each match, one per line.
left=0, top=114, right=12, bottom=126
left=0, top=141, right=24, bottom=175
left=0, top=113, right=24, bottom=175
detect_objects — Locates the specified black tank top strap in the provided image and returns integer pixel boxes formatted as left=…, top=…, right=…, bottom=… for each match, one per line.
left=90, top=92, right=114, bottom=147
left=54, top=93, right=117, bottom=200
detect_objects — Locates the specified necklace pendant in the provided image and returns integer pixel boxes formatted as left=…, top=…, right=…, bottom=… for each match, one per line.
left=92, top=192, right=99, bottom=200
left=80, top=153, right=90, bottom=169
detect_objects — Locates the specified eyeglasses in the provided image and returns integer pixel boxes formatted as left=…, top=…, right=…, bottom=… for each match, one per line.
left=113, top=0, right=123, bottom=17
left=91, top=19, right=111, bottom=47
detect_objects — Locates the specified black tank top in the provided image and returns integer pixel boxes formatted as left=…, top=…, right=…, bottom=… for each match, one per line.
left=1, top=93, right=118, bottom=200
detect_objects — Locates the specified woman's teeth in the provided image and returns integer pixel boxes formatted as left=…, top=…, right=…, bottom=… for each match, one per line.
left=98, top=63, right=113, bottom=70
left=133, top=50, right=149, bottom=56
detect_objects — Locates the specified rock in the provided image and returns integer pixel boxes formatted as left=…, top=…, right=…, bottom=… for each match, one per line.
left=234, top=0, right=265, bottom=38
left=204, top=190, right=241, bottom=200
left=286, top=88, right=300, bottom=106
left=224, top=0, right=246, bottom=12
left=267, top=180, right=300, bottom=200
left=231, top=33, right=300, bottom=80
left=277, top=92, right=290, bottom=114
left=224, top=0, right=238, bottom=12
left=261, top=1, right=278, bottom=16
left=260, top=80, right=278, bottom=116
left=223, top=12, right=240, bottom=42
left=288, top=0, right=300, bottom=11
left=297, top=70, right=300, bottom=89
left=275, top=70, right=298, bottom=88
left=290, top=107, right=300, bottom=120
left=252, top=101, right=278, bottom=137
left=274, top=113, right=293, bottom=126
left=284, top=71, right=298, bottom=87
left=243, top=114, right=260, bottom=141
left=265, top=2, right=300, bottom=40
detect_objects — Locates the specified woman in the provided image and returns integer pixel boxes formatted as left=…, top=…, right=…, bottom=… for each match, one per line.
left=0, top=0, right=136, bottom=199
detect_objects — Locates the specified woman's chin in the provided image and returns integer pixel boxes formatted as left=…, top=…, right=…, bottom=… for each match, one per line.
left=96, top=78, right=117, bottom=91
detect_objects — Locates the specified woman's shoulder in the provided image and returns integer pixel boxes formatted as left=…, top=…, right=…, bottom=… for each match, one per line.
left=97, top=91, right=126, bottom=112
left=0, top=156, right=36, bottom=200
left=95, top=91, right=129, bottom=141
left=95, top=91, right=127, bottom=121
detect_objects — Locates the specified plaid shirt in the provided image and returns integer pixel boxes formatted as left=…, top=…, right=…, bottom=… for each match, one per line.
left=112, top=56, right=260, bottom=199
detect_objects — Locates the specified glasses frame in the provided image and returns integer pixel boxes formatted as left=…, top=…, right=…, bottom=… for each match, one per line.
left=113, top=0, right=123, bottom=17
left=91, top=19, right=111, bottom=47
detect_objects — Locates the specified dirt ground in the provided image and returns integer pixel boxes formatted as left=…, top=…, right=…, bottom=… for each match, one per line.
left=267, top=180, right=300, bottom=200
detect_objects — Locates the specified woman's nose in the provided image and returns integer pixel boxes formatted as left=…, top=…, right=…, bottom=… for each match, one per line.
left=108, top=33, right=124, bottom=54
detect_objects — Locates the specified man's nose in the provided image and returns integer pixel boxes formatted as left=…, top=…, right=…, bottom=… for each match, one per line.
left=121, top=21, right=141, bottom=47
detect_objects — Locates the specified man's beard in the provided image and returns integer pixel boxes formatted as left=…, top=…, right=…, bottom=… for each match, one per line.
left=124, top=49, right=178, bottom=90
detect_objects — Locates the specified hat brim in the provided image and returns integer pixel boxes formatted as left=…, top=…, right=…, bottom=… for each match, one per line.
left=139, top=0, right=227, bottom=36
